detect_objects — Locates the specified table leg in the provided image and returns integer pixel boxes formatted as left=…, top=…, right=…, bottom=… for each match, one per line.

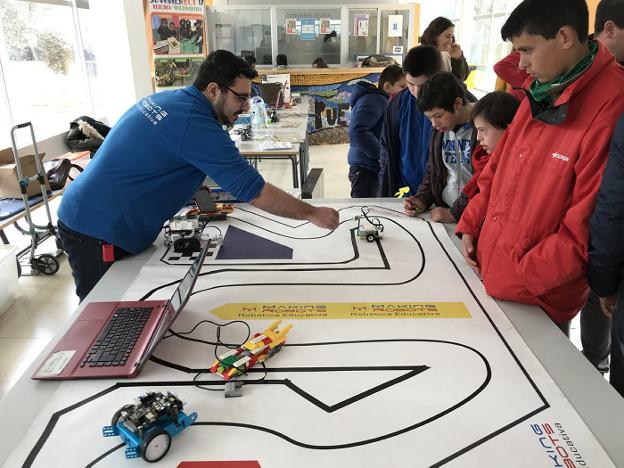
left=290, top=155, right=299, bottom=188
left=299, top=139, right=309, bottom=186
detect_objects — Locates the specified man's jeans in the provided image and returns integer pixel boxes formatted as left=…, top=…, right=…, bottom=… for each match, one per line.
left=349, top=166, right=379, bottom=198
left=58, top=221, right=128, bottom=302
left=580, top=290, right=612, bottom=373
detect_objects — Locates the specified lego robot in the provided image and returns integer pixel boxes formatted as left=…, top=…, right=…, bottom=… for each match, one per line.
left=355, top=207, right=384, bottom=242
left=210, top=320, right=293, bottom=381
left=167, top=215, right=203, bottom=255
left=102, top=392, right=197, bottom=463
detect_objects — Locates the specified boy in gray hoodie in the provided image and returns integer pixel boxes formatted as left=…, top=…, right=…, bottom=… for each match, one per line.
left=404, top=72, right=475, bottom=223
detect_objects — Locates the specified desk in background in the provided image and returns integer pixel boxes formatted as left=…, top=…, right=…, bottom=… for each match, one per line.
left=238, top=97, right=310, bottom=188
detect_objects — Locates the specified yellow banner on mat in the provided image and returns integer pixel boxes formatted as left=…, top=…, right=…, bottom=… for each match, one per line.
left=211, top=303, right=471, bottom=320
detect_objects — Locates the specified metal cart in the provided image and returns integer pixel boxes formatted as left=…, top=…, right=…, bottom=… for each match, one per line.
left=9, top=122, right=62, bottom=276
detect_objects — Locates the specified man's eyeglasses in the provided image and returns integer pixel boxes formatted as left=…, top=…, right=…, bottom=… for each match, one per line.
left=222, top=85, right=251, bottom=104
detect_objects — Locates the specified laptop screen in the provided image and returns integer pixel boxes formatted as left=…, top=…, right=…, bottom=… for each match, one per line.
left=170, top=255, right=201, bottom=312
left=139, top=241, right=209, bottom=365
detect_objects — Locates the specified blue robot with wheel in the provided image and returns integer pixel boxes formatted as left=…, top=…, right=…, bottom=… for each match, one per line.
left=102, top=391, right=197, bottom=463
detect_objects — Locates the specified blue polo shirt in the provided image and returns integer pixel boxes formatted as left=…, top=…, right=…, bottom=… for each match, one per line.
left=58, top=86, right=265, bottom=254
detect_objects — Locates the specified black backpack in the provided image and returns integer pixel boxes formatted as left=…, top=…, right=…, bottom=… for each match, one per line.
left=66, top=116, right=111, bottom=157
left=43, top=159, right=83, bottom=190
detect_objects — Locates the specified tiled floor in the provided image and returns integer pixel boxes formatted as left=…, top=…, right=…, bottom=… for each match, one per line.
left=0, top=142, right=590, bottom=402
left=255, top=143, right=351, bottom=199
left=0, top=196, right=78, bottom=401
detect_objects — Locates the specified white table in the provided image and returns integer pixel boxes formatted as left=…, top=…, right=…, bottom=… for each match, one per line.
left=2, top=200, right=623, bottom=467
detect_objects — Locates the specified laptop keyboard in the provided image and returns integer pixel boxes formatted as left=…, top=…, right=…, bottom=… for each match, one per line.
left=81, top=307, right=154, bottom=368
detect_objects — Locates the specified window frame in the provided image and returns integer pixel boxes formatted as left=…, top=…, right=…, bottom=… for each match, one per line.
left=207, top=4, right=414, bottom=68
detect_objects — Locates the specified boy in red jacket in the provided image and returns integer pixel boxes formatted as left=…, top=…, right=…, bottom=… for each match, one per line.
left=456, top=0, right=624, bottom=333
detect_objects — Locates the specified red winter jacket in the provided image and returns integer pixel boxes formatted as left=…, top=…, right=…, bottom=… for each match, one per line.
left=494, top=51, right=530, bottom=102
left=456, top=43, right=624, bottom=323
left=463, top=144, right=490, bottom=200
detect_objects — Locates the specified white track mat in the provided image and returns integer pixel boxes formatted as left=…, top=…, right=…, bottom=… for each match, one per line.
left=6, top=203, right=611, bottom=468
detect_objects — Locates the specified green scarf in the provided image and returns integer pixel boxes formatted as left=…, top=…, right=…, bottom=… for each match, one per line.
left=529, top=41, right=598, bottom=106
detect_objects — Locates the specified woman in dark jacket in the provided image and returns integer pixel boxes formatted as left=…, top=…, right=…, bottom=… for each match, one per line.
left=420, top=17, right=470, bottom=81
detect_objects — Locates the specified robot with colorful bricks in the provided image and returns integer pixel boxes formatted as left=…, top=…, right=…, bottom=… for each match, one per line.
left=210, top=320, right=293, bottom=381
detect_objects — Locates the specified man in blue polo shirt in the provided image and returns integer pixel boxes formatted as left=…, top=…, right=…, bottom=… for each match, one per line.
left=58, top=50, right=339, bottom=301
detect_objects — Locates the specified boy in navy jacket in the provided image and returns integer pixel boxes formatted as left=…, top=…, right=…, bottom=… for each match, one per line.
left=347, top=65, right=406, bottom=198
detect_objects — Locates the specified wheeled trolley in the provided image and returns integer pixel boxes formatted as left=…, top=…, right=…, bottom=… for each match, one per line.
left=9, top=122, right=62, bottom=276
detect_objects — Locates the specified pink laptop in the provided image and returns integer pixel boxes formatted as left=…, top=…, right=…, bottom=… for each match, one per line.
left=32, top=242, right=209, bottom=380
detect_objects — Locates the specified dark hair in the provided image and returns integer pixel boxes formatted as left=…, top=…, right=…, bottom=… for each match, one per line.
left=378, top=64, right=404, bottom=92
left=595, top=0, right=624, bottom=33
left=420, top=17, right=454, bottom=46
left=501, top=0, right=589, bottom=42
left=276, top=54, right=288, bottom=66
left=470, top=91, right=520, bottom=129
left=323, top=31, right=338, bottom=42
left=312, top=57, right=328, bottom=68
left=243, top=55, right=256, bottom=66
left=402, top=45, right=443, bottom=78
left=417, top=72, right=467, bottom=113
left=193, top=50, right=257, bottom=91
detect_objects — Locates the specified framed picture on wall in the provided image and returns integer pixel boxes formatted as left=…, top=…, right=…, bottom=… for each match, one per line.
left=154, top=57, right=203, bottom=88
left=286, top=18, right=297, bottom=35
left=151, top=13, right=204, bottom=55
left=300, top=18, right=316, bottom=41
left=388, top=15, right=403, bottom=37
left=354, top=14, right=369, bottom=37
left=319, top=18, right=331, bottom=35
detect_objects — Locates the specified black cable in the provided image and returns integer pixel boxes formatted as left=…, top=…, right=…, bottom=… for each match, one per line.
left=202, top=225, right=222, bottom=236
left=163, top=319, right=250, bottom=344
left=162, top=319, right=271, bottom=392
left=360, top=206, right=384, bottom=232
left=193, top=371, right=224, bottom=392
left=193, top=362, right=268, bottom=393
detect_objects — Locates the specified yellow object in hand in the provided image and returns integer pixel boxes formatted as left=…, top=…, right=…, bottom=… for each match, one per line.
left=395, top=187, right=410, bottom=198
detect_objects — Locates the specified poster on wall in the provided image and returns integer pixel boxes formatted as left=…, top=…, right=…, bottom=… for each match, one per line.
left=151, top=13, right=204, bottom=55
left=300, top=18, right=316, bottom=41
left=388, top=15, right=403, bottom=37
left=148, top=0, right=204, bottom=14
left=286, top=18, right=298, bottom=35
left=154, top=57, right=203, bottom=88
left=354, top=14, right=369, bottom=37
left=148, top=0, right=205, bottom=90
left=319, top=18, right=331, bottom=35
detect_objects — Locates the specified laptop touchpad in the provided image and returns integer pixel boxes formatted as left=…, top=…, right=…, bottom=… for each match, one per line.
left=59, top=319, right=104, bottom=350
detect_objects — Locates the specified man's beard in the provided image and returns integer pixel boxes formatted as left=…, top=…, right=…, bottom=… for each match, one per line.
left=215, top=94, right=233, bottom=128
left=215, top=95, right=244, bottom=129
